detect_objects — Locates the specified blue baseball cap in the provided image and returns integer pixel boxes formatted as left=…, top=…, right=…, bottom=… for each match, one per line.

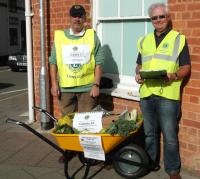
left=70, top=5, right=86, bottom=17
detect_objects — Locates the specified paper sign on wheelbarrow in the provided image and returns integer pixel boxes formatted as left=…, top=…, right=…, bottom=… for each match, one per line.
left=73, top=111, right=103, bottom=133
left=79, top=135, right=105, bottom=161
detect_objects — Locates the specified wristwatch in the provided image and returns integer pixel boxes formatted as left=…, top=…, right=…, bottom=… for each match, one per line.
left=93, top=83, right=100, bottom=87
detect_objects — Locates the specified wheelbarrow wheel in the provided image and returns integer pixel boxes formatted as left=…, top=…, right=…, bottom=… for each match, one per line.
left=113, top=144, right=149, bottom=179
left=78, top=152, right=99, bottom=166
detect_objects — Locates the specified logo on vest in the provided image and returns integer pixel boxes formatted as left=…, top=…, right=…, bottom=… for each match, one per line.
left=68, top=64, right=83, bottom=73
left=162, top=43, right=169, bottom=49
left=71, top=46, right=81, bottom=58
left=73, top=46, right=78, bottom=51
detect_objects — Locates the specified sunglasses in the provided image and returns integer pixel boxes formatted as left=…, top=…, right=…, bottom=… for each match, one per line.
left=151, top=15, right=166, bottom=21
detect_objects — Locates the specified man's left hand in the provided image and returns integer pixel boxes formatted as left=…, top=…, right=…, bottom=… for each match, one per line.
left=165, top=73, right=177, bottom=82
left=90, top=85, right=100, bottom=97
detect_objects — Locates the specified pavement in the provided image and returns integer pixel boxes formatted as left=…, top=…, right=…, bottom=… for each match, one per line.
left=0, top=65, right=199, bottom=179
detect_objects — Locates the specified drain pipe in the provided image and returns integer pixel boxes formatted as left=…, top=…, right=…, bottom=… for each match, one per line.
left=39, top=0, right=51, bottom=130
left=25, top=0, right=34, bottom=124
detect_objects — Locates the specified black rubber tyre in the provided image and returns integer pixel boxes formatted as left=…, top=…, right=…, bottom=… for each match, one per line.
left=11, top=67, right=19, bottom=72
left=113, top=144, right=149, bottom=179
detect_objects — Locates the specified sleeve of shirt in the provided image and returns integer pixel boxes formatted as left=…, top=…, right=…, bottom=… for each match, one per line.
left=49, top=42, right=57, bottom=64
left=136, top=53, right=142, bottom=65
left=179, top=40, right=191, bottom=66
left=94, top=31, right=104, bottom=66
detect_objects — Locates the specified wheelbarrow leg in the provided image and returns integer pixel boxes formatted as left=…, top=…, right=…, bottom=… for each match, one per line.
left=64, top=150, right=91, bottom=179
left=64, top=151, right=74, bottom=179
left=82, top=163, right=91, bottom=179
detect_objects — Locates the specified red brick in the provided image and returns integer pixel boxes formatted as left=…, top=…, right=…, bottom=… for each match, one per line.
left=182, top=94, right=190, bottom=102
left=187, top=127, right=198, bottom=136
left=190, top=96, right=199, bottom=104
left=187, top=37, right=200, bottom=46
left=185, top=87, right=200, bottom=96
left=192, top=47, right=200, bottom=55
left=173, top=20, right=187, bottom=29
left=187, top=21, right=200, bottom=28
left=190, top=55, right=200, bottom=63
left=187, top=3, right=200, bottom=11
left=182, top=0, right=195, bottom=2
left=180, top=141, right=187, bottom=149
left=170, top=4, right=187, bottom=12
left=183, top=119, right=200, bottom=129
left=187, top=111, right=198, bottom=121
left=182, top=12, right=192, bottom=19
left=192, top=12, right=200, bottom=19
left=176, top=12, right=182, bottom=19
left=181, top=29, right=192, bottom=36
left=192, top=29, right=200, bottom=36
left=190, top=72, right=200, bottom=80
left=191, top=63, right=200, bottom=70
left=188, top=144, right=198, bottom=152
left=169, top=0, right=177, bottom=3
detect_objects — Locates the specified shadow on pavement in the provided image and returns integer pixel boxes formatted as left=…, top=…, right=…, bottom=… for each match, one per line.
left=0, top=83, right=15, bottom=90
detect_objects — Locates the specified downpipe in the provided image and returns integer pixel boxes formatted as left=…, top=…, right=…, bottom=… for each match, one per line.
left=39, top=0, right=52, bottom=130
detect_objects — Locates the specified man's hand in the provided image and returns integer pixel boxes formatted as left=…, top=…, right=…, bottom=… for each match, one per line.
left=90, top=64, right=102, bottom=97
left=135, top=74, right=144, bottom=84
left=165, top=65, right=191, bottom=83
left=165, top=73, right=177, bottom=82
left=135, top=64, right=144, bottom=84
left=50, top=64, right=60, bottom=97
left=51, top=84, right=60, bottom=97
left=90, top=85, right=100, bottom=97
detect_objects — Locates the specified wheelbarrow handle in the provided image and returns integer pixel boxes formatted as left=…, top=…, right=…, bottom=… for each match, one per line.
left=32, top=106, right=58, bottom=122
left=6, top=118, right=65, bottom=155
left=6, top=118, right=23, bottom=125
left=32, top=106, right=44, bottom=112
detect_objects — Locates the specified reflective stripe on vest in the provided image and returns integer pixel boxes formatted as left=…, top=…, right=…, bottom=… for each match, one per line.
left=55, top=29, right=95, bottom=87
left=141, top=34, right=181, bottom=63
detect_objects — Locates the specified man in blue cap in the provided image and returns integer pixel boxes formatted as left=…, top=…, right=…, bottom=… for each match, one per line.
left=49, top=4, right=104, bottom=162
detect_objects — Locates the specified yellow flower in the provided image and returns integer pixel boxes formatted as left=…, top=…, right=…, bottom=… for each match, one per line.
left=57, top=115, right=73, bottom=126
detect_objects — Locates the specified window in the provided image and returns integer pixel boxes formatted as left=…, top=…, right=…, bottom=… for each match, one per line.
left=9, top=28, right=18, bottom=46
left=8, top=0, right=17, bottom=13
left=21, top=20, right=26, bottom=50
left=93, top=0, right=167, bottom=101
left=0, top=0, right=7, bottom=8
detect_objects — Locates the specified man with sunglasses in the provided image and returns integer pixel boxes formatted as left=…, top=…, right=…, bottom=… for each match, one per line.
left=135, top=3, right=191, bottom=179
left=49, top=5, right=104, bottom=162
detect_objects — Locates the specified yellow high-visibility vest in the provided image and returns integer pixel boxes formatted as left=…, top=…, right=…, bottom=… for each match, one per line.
left=137, top=30, right=186, bottom=100
left=55, top=29, right=95, bottom=87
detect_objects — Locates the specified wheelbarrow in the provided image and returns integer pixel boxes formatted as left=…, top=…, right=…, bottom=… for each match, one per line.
left=6, top=106, right=150, bottom=179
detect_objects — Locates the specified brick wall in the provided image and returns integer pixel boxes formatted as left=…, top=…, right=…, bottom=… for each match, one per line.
left=168, top=0, right=200, bottom=175
left=31, top=0, right=200, bottom=175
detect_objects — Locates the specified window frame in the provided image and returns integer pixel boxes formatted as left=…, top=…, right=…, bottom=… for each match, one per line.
left=92, top=0, right=166, bottom=101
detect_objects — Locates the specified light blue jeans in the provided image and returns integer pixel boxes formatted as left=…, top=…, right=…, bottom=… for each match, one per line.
left=140, top=95, right=181, bottom=174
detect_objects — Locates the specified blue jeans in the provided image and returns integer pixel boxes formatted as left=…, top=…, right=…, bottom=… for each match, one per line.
left=140, top=95, right=181, bottom=174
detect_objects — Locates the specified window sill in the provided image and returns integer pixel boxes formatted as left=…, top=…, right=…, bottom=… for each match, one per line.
left=100, top=74, right=140, bottom=101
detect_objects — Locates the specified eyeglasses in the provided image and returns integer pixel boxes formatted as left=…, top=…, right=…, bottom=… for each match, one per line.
left=151, top=15, right=166, bottom=21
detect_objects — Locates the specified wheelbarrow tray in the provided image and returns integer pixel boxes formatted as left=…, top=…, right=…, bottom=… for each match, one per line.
left=51, top=120, right=143, bottom=153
